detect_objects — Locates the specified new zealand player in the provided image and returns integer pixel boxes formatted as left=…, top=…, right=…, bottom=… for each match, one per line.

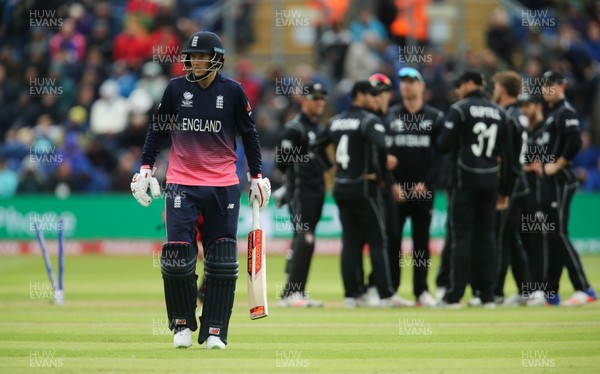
left=357, top=73, right=409, bottom=306
left=518, top=93, right=549, bottom=306
left=313, top=81, right=405, bottom=307
left=437, top=70, right=511, bottom=308
left=534, top=71, right=596, bottom=306
left=385, top=67, right=443, bottom=307
left=276, top=83, right=330, bottom=307
left=491, top=71, right=533, bottom=305
left=131, top=31, right=271, bottom=349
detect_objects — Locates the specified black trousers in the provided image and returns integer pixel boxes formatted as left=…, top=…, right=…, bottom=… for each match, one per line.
left=520, top=173, right=547, bottom=291
left=543, top=178, right=591, bottom=294
left=335, top=193, right=395, bottom=299
left=494, top=193, right=532, bottom=297
left=393, top=194, right=434, bottom=298
left=444, top=188, right=497, bottom=304
left=282, top=192, right=324, bottom=298
left=436, top=191, right=452, bottom=289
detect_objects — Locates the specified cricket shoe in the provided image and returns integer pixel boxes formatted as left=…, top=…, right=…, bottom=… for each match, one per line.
left=379, top=294, right=416, bottom=308
left=545, top=293, right=561, bottom=307
left=279, top=292, right=323, bottom=308
left=493, top=295, right=504, bottom=305
left=503, top=294, right=526, bottom=306
left=585, top=287, right=598, bottom=302
left=482, top=302, right=496, bottom=309
left=526, top=291, right=547, bottom=306
left=417, top=291, right=437, bottom=307
left=435, top=287, right=446, bottom=302
left=206, top=335, right=226, bottom=350
left=344, top=295, right=367, bottom=308
left=467, top=296, right=482, bottom=307
left=366, top=286, right=380, bottom=307
left=563, top=290, right=596, bottom=306
left=173, top=328, right=192, bottom=349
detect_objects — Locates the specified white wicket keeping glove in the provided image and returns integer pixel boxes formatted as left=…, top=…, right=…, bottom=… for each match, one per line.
left=131, top=165, right=160, bottom=207
left=248, top=173, right=271, bottom=211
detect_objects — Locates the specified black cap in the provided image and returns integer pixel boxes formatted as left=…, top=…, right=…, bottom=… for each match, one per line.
left=542, top=71, right=567, bottom=85
left=303, top=82, right=328, bottom=99
left=454, top=70, right=485, bottom=88
left=351, top=80, right=379, bottom=98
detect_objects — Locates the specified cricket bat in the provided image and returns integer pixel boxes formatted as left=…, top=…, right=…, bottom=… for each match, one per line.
left=248, top=200, right=268, bottom=319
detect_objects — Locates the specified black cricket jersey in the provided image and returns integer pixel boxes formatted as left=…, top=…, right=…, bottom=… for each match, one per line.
left=539, top=99, right=582, bottom=185
left=523, top=118, right=546, bottom=202
left=275, top=112, right=331, bottom=197
left=385, top=103, right=444, bottom=187
left=313, top=105, right=387, bottom=199
left=141, top=72, right=262, bottom=186
left=505, top=103, right=530, bottom=196
left=437, top=90, right=511, bottom=195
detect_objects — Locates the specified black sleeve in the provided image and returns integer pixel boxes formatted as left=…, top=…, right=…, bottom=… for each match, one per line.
left=275, top=123, right=302, bottom=173
left=362, top=115, right=388, bottom=182
left=235, top=85, right=262, bottom=177
left=141, top=82, right=174, bottom=167
left=437, top=105, right=462, bottom=154
left=309, top=121, right=333, bottom=168
left=503, top=114, right=520, bottom=193
left=497, top=112, right=512, bottom=196
left=424, top=110, right=444, bottom=189
left=559, top=109, right=582, bottom=161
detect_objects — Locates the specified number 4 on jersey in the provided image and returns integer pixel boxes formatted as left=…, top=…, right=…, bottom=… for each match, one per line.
left=336, top=134, right=350, bottom=169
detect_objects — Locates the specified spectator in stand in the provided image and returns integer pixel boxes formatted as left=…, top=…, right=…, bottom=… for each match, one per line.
left=0, top=154, right=18, bottom=197
left=112, top=16, right=151, bottom=69
left=234, top=59, right=262, bottom=110
left=135, top=62, right=168, bottom=106
left=17, top=161, right=48, bottom=194
left=574, top=130, right=600, bottom=188
left=486, top=7, right=515, bottom=68
left=90, top=80, right=129, bottom=136
left=344, top=30, right=382, bottom=82
left=585, top=21, right=600, bottom=63
left=349, top=7, right=388, bottom=42
left=49, top=18, right=86, bottom=64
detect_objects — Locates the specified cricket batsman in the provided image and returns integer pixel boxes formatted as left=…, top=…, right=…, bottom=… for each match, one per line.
left=130, top=31, right=271, bottom=349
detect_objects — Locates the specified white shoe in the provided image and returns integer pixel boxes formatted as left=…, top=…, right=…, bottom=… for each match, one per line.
left=417, top=291, right=436, bottom=307
left=366, top=286, right=380, bottom=307
left=482, top=302, right=496, bottom=309
left=206, top=335, right=226, bottom=350
left=279, top=292, right=323, bottom=308
left=173, top=328, right=192, bottom=349
left=526, top=291, right=546, bottom=306
left=380, top=293, right=416, bottom=308
left=344, top=296, right=366, bottom=308
left=467, top=297, right=482, bottom=307
left=503, top=293, right=526, bottom=306
left=435, top=287, right=446, bottom=302
left=563, top=291, right=590, bottom=306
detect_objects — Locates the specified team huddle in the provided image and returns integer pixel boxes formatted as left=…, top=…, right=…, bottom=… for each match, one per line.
left=276, top=67, right=597, bottom=310
left=130, top=31, right=596, bottom=350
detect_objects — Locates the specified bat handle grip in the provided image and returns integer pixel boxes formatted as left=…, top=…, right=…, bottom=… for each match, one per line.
left=252, top=199, right=260, bottom=231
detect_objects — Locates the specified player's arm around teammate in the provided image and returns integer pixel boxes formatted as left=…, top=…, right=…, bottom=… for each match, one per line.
left=131, top=31, right=270, bottom=349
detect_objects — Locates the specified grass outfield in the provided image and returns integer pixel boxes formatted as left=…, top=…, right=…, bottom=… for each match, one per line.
left=1, top=254, right=599, bottom=373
